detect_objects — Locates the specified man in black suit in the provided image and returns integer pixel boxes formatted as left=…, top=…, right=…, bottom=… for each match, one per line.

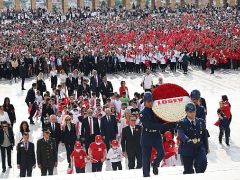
left=77, top=78, right=91, bottom=98
left=66, top=73, right=75, bottom=97
left=81, top=109, right=100, bottom=152
left=17, top=132, right=36, bottom=177
left=19, top=62, right=27, bottom=90
left=37, top=128, right=58, bottom=176
left=100, top=108, right=118, bottom=150
left=0, top=121, right=15, bottom=173
left=45, top=115, right=62, bottom=153
left=90, top=70, right=102, bottom=97
left=100, top=76, right=113, bottom=104
left=121, top=114, right=142, bottom=169
left=25, top=83, right=37, bottom=124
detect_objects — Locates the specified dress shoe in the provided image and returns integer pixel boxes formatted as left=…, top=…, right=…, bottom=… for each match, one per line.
left=9, top=165, right=12, bottom=168
left=2, top=169, right=6, bottom=173
left=152, top=165, right=158, bottom=175
left=22, top=88, right=26, bottom=90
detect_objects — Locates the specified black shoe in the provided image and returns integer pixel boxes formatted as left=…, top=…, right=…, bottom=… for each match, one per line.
left=9, top=165, right=12, bottom=168
left=152, top=165, right=158, bottom=175
left=2, top=169, right=6, bottom=173
left=22, top=88, right=26, bottom=90
left=226, top=143, right=230, bottom=146
left=68, top=163, right=71, bottom=168
left=30, top=121, right=35, bottom=125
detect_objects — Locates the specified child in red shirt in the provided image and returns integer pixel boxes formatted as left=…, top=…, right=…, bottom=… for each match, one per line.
left=88, top=135, right=107, bottom=172
left=70, top=141, right=87, bottom=173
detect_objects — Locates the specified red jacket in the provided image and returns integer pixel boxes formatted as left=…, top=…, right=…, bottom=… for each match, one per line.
left=89, top=142, right=107, bottom=162
left=119, top=86, right=128, bottom=97
left=71, top=149, right=87, bottom=168
left=221, top=101, right=231, bottom=119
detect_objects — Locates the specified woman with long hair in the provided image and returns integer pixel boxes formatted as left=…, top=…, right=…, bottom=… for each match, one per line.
left=2, top=97, right=16, bottom=127
left=15, top=121, right=32, bottom=143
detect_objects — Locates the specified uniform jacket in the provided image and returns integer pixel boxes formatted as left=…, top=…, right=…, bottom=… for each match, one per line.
left=37, top=138, right=57, bottom=167
left=121, top=125, right=142, bottom=156
left=177, top=117, right=209, bottom=156
left=17, top=141, right=36, bottom=167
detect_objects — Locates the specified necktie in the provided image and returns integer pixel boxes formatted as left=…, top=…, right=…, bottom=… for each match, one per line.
left=90, top=118, right=93, bottom=135
left=108, top=116, right=110, bottom=122
left=52, top=123, right=55, bottom=131
left=24, top=142, right=28, bottom=151
left=191, top=121, right=195, bottom=128
left=95, top=76, right=98, bottom=87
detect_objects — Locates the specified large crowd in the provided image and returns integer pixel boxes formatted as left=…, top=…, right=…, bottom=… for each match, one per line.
left=0, top=5, right=236, bottom=178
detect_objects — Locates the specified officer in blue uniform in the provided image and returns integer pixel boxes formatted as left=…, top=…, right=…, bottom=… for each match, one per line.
left=190, top=90, right=206, bottom=121
left=140, top=92, right=170, bottom=177
left=177, top=102, right=209, bottom=174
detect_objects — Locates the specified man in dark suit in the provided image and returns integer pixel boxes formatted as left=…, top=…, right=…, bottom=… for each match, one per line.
left=45, top=115, right=61, bottom=153
left=81, top=109, right=100, bottom=152
left=19, top=62, right=27, bottom=90
left=90, top=70, right=102, bottom=97
left=66, top=73, right=75, bottom=97
left=0, top=121, right=15, bottom=173
left=17, top=132, right=36, bottom=177
left=100, top=108, right=118, bottom=150
left=100, top=76, right=113, bottom=104
left=77, top=78, right=91, bottom=98
left=37, top=128, right=58, bottom=176
left=121, top=114, right=142, bottom=169
left=25, top=83, right=37, bottom=124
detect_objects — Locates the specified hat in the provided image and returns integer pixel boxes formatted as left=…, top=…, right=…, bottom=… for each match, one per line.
left=42, top=128, right=51, bottom=134
left=190, top=90, right=201, bottom=99
left=143, top=92, right=153, bottom=102
left=95, top=135, right=102, bottom=143
left=164, top=131, right=173, bottom=141
left=185, top=103, right=196, bottom=112
left=111, top=140, right=119, bottom=147
left=74, top=141, right=82, bottom=149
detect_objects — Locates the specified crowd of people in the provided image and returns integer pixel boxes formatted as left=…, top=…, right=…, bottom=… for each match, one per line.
left=0, top=5, right=236, bottom=179
left=1, top=6, right=240, bottom=83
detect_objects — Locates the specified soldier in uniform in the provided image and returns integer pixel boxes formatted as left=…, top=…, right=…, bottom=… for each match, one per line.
left=177, top=103, right=209, bottom=174
left=37, top=128, right=58, bottom=176
left=190, top=90, right=206, bottom=121
left=140, top=92, right=172, bottom=177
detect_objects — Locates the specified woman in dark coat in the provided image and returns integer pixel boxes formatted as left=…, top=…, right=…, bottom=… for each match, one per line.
left=3, top=97, right=16, bottom=127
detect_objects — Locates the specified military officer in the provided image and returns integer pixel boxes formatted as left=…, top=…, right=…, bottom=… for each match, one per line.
left=140, top=92, right=171, bottom=177
left=37, top=128, right=58, bottom=176
left=190, top=90, right=206, bottom=121
left=177, top=103, right=209, bottom=174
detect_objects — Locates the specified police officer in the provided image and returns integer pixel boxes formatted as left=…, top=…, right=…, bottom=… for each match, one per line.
left=177, top=103, right=209, bottom=174
left=140, top=92, right=170, bottom=177
left=37, top=128, right=58, bottom=176
left=190, top=90, right=206, bottom=121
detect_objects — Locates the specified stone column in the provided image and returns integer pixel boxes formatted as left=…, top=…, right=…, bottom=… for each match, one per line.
left=46, top=0, right=53, bottom=12
left=108, top=0, right=115, bottom=8
left=31, top=0, right=37, bottom=10
left=151, top=0, right=155, bottom=9
left=171, top=0, right=176, bottom=8
left=62, top=0, right=68, bottom=14
left=92, top=0, right=100, bottom=9
left=0, top=0, right=3, bottom=10
left=15, top=0, right=21, bottom=11
left=140, top=0, right=146, bottom=8
left=77, top=0, right=84, bottom=8
left=194, top=0, right=199, bottom=7
left=156, top=0, right=161, bottom=8
left=229, top=0, right=236, bottom=6
left=125, top=0, right=131, bottom=9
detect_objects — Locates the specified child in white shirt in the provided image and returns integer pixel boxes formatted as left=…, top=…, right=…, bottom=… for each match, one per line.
left=106, top=140, right=122, bottom=171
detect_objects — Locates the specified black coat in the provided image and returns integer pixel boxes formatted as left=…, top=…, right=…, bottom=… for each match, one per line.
left=100, top=115, right=118, bottom=140
left=41, top=104, right=54, bottom=118
left=37, top=138, right=57, bottom=167
left=100, top=81, right=113, bottom=98
left=45, top=123, right=62, bottom=144
left=37, top=79, right=46, bottom=93
left=17, top=142, right=36, bottom=167
left=121, top=125, right=142, bottom=156
left=61, top=123, right=77, bottom=144
left=77, top=84, right=91, bottom=98
left=66, top=77, right=75, bottom=92
left=19, top=65, right=27, bottom=78
left=3, top=104, right=16, bottom=123
left=90, top=75, right=102, bottom=92
left=0, top=127, right=15, bottom=147
left=25, top=88, right=36, bottom=105
left=81, top=117, right=100, bottom=139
